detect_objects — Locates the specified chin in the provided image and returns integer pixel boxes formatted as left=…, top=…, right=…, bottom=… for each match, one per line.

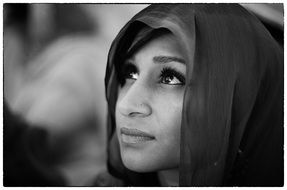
left=121, top=152, right=156, bottom=172
left=120, top=149, right=177, bottom=173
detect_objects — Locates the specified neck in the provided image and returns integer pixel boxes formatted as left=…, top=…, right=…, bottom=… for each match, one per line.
left=158, top=168, right=179, bottom=187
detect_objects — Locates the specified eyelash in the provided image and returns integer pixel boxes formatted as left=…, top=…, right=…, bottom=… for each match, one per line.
left=160, top=67, right=185, bottom=85
left=119, top=64, right=185, bottom=86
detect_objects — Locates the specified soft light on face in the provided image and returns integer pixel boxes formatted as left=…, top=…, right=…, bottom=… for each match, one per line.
left=115, top=32, right=186, bottom=172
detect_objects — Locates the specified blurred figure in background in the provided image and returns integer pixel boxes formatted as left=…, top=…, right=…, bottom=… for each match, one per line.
left=10, top=35, right=109, bottom=186
left=4, top=4, right=147, bottom=186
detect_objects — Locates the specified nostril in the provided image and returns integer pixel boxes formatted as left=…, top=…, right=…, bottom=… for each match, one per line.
left=118, top=102, right=152, bottom=118
left=128, top=111, right=144, bottom=117
left=117, top=82, right=152, bottom=117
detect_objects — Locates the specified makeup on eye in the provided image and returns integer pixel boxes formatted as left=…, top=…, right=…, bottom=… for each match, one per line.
left=160, top=67, right=185, bottom=85
left=122, top=63, right=138, bottom=80
left=120, top=63, right=185, bottom=86
left=119, top=62, right=138, bottom=86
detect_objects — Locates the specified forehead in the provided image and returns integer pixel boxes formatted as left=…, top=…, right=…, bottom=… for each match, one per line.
left=127, top=33, right=184, bottom=62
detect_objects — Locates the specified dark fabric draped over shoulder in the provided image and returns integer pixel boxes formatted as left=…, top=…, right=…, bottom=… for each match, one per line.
left=3, top=101, right=66, bottom=186
left=105, top=4, right=283, bottom=186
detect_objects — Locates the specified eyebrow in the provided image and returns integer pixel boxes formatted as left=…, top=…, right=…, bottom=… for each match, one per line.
left=153, top=56, right=186, bottom=65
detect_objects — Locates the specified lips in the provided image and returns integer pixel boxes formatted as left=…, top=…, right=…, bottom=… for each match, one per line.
left=120, top=127, right=155, bottom=144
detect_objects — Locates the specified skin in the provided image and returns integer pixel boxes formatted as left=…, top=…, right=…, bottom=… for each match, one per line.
left=115, top=32, right=186, bottom=179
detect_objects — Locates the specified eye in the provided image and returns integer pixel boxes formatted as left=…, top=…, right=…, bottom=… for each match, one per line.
left=120, top=63, right=139, bottom=85
left=124, top=64, right=138, bottom=80
left=160, top=67, right=185, bottom=85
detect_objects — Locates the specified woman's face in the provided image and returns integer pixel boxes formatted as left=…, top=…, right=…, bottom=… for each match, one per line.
left=115, top=33, right=186, bottom=172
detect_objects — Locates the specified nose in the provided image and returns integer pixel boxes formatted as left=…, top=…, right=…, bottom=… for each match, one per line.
left=117, top=81, right=152, bottom=118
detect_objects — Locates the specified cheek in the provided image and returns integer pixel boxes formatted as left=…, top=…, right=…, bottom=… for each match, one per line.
left=154, top=91, right=183, bottom=147
left=115, top=101, right=122, bottom=136
left=115, top=87, right=125, bottom=125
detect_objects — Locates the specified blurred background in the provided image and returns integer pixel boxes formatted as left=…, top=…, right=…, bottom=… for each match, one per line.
left=3, top=3, right=283, bottom=187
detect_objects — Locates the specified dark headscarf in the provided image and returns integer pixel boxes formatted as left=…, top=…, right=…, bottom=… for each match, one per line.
left=105, top=4, right=283, bottom=186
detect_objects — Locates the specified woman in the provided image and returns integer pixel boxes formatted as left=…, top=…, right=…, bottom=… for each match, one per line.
left=104, top=4, right=283, bottom=186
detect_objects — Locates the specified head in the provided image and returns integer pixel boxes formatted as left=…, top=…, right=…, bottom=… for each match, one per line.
left=115, top=29, right=186, bottom=172
left=106, top=4, right=283, bottom=186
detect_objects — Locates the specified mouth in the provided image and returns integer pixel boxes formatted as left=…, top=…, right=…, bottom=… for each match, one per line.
left=120, top=127, right=155, bottom=144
